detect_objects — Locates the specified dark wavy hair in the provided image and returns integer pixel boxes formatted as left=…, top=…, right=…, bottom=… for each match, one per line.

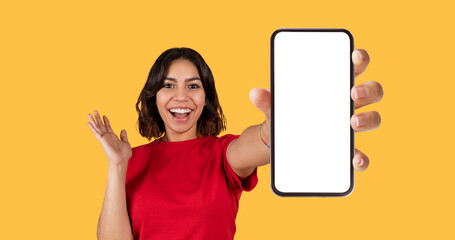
left=135, top=47, right=227, bottom=141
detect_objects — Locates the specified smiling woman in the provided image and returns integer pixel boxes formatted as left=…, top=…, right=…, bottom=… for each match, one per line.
left=114, top=47, right=259, bottom=240
left=135, top=48, right=227, bottom=142
left=89, top=46, right=381, bottom=240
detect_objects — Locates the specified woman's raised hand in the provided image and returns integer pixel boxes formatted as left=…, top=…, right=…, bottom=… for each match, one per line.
left=87, top=110, right=132, bottom=167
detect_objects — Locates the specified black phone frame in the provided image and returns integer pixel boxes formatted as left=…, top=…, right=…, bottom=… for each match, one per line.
left=270, top=28, right=355, bottom=197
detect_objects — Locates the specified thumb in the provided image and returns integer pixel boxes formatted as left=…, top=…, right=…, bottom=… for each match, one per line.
left=249, top=88, right=271, bottom=120
left=120, top=129, right=129, bottom=143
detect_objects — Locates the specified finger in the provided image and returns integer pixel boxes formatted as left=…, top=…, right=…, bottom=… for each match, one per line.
left=93, top=110, right=107, bottom=132
left=350, top=111, right=381, bottom=132
left=353, top=49, right=370, bottom=78
left=103, top=115, right=114, bottom=133
left=353, top=148, right=370, bottom=172
left=120, top=129, right=129, bottom=143
left=249, top=88, right=271, bottom=120
left=88, top=113, right=101, bottom=134
left=87, top=122, right=101, bottom=140
left=351, top=80, right=384, bottom=109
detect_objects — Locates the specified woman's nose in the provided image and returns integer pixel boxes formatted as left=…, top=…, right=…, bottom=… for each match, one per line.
left=173, top=87, right=189, bottom=100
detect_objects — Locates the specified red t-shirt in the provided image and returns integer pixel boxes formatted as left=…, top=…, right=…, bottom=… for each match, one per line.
left=125, top=134, right=258, bottom=240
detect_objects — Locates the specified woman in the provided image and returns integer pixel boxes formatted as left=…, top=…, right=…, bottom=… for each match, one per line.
left=88, top=47, right=382, bottom=240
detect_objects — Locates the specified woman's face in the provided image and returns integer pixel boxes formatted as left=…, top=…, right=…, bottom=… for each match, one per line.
left=156, top=59, right=206, bottom=141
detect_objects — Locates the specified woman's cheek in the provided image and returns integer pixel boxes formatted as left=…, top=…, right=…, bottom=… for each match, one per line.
left=195, top=91, right=206, bottom=105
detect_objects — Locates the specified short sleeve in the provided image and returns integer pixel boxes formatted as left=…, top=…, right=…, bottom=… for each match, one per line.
left=218, top=134, right=258, bottom=192
left=125, top=145, right=143, bottom=183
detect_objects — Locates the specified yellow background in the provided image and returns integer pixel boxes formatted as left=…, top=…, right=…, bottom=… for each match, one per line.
left=1, top=0, right=453, bottom=239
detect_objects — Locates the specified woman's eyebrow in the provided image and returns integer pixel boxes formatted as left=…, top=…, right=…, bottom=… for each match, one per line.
left=164, top=77, right=201, bottom=82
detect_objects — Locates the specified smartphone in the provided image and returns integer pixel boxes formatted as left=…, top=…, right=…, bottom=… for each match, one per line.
left=271, top=28, right=354, bottom=197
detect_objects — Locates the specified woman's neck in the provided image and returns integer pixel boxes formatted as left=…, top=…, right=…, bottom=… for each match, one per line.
left=161, top=131, right=202, bottom=142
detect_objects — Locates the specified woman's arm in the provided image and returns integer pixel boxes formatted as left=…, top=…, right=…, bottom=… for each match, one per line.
left=226, top=88, right=271, bottom=178
left=87, top=111, right=134, bottom=240
left=226, top=122, right=271, bottom=178
left=97, top=164, right=134, bottom=240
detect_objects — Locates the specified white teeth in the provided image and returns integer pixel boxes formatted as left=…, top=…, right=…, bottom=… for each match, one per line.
left=169, top=108, right=192, bottom=114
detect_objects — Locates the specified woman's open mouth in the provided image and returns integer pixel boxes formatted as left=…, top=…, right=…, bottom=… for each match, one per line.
left=169, top=108, right=192, bottom=122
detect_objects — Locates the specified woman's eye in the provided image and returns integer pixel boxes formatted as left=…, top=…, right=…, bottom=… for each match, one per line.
left=162, top=83, right=199, bottom=89
left=189, top=84, right=200, bottom=89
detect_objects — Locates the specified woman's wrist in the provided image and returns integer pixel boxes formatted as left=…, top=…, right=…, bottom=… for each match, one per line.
left=108, top=162, right=129, bottom=177
left=259, top=121, right=271, bottom=148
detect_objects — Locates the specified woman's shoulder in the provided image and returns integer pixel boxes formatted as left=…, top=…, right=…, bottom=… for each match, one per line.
left=132, top=141, right=153, bottom=150
left=131, top=141, right=155, bottom=156
left=217, top=133, right=240, bottom=139
left=215, top=133, right=240, bottom=142
left=200, top=133, right=240, bottom=144
left=203, top=134, right=240, bottom=151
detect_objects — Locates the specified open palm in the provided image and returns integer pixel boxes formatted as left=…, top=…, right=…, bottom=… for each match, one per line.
left=87, top=110, right=132, bottom=166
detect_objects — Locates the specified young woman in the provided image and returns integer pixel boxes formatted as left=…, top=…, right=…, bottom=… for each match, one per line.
left=88, top=47, right=382, bottom=240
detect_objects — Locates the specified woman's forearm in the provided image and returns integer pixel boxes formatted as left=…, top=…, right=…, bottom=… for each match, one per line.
left=226, top=123, right=271, bottom=176
left=237, top=123, right=271, bottom=167
left=97, top=164, right=134, bottom=240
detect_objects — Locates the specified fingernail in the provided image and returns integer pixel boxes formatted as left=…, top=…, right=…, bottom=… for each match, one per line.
left=355, top=115, right=367, bottom=127
left=249, top=88, right=256, bottom=99
left=355, top=156, right=364, bottom=167
left=354, top=86, right=367, bottom=100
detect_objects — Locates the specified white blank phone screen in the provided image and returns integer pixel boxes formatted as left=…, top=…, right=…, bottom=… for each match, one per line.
left=273, top=30, right=352, bottom=194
